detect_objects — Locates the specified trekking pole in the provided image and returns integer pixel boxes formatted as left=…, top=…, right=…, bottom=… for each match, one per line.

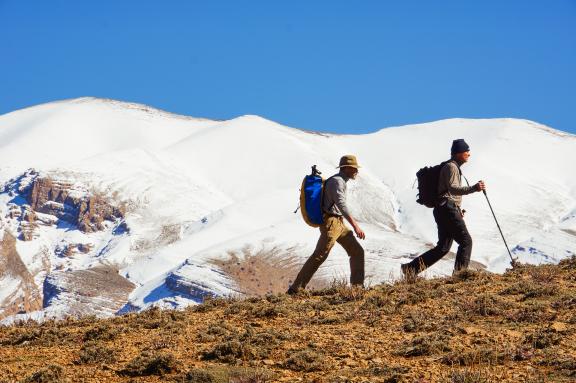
left=482, top=190, right=518, bottom=267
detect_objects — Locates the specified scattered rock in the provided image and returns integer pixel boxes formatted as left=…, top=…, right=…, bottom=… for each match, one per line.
left=551, top=322, right=569, bottom=333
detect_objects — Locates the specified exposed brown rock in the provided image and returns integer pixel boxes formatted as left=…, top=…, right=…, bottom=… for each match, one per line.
left=26, top=176, right=125, bottom=233
left=19, top=221, right=38, bottom=241
left=57, top=243, right=94, bottom=257
left=0, top=231, right=43, bottom=319
left=21, top=206, right=37, bottom=223
left=6, top=204, right=21, bottom=219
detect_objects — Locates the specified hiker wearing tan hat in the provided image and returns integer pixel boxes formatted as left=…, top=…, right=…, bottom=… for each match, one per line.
left=288, top=155, right=365, bottom=294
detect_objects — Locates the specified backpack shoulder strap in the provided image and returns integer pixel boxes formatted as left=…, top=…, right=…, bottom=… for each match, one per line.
left=322, top=174, right=340, bottom=212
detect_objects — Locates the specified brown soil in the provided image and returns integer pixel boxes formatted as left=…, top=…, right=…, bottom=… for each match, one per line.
left=212, top=246, right=329, bottom=296
left=0, top=257, right=575, bottom=382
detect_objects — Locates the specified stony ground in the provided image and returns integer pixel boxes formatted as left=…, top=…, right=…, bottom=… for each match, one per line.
left=1, top=257, right=575, bottom=383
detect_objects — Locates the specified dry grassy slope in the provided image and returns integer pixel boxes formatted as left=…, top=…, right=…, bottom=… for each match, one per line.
left=0, top=258, right=575, bottom=383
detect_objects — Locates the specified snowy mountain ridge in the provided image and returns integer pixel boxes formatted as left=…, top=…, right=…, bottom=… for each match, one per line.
left=1, top=97, right=575, bottom=323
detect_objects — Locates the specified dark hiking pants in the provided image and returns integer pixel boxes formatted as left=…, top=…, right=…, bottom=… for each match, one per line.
left=404, top=200, right=472, bottom=274
left=290, top=215, right=364, bottom=291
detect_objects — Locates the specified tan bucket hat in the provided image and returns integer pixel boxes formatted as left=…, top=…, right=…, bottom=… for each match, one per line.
left=337, top=155, right=361, bottom=169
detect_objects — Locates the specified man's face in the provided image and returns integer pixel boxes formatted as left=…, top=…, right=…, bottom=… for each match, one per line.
left=455, top=151, right=471, bottom=163
left=342, top=166, right=359, bottom=179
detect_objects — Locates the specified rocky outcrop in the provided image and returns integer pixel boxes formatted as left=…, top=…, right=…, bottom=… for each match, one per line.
left=54, top=243, right=94, bottom=257
left=43, top=265, right=135, bottom=317
left=0, top=231, right=43, bottom=320
left=164, top=263, right=238, bottom=303
left=26, top=176, right=125, bottom=233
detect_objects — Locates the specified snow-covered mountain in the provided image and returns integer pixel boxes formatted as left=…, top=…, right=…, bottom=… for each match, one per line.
left=1, top=97, right=575, bottom=323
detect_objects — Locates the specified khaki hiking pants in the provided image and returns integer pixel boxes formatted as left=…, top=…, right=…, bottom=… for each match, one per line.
left=291, top=215, right=364, bottom=290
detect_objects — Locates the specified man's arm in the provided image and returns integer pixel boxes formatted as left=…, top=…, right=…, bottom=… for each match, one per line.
left=331, top=178, right=365, bottom=240
left=345, top=215, right=365, bottom=240
left=443, top=163, right=477, bottom=196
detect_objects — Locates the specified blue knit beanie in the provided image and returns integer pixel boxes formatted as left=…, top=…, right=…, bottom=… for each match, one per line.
left=451, top=139, right=470, bottom=155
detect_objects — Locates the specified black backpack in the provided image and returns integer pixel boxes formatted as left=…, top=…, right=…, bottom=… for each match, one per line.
left=415, top=160, right=452, bottom=208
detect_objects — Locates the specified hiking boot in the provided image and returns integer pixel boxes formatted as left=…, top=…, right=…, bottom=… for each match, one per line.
left=286, top=286, right=298, bottom=296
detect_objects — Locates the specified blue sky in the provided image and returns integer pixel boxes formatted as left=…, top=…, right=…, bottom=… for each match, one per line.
left=1, top=0, right=575, bottom=134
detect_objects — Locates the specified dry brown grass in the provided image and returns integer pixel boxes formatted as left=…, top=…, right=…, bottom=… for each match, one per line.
left=212, top=245, right=329, bottom=296
left=0, top=257, right=575, bottom=382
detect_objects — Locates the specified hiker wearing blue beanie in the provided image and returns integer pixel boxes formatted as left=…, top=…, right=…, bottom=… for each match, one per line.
left=402, top=139, right=485, bottom=277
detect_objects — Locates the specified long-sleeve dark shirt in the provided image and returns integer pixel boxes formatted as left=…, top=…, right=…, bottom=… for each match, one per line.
left=438, top=160, right=476, bottom=207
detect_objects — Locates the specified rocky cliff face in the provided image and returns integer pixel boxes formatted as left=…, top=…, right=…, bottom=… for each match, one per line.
left=2, top=170, right=127, bottom=242
left=27, top=176, right=126, bottom=233
left=0, top=170, right=131, bottom=321
left=0, top=231, right=43, bottom=320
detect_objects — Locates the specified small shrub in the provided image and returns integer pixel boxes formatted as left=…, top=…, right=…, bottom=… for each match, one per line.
left=77, top=342, right=116, bottom=364
left=442, top=347, right=508, bottom=366
left=179, top=369, right=218, bottom=383
left=206, top=323, right=233, bottom=336
left=194, top=296, right=235, bottom=313
left=527, top=265, right=558, bottom=284
left=177, top=367, right=275, bottom=383
left=248, top=328, right=288, bottom=347
left=395, top=333, right=451, bottom=357
left=361, top=294, right=393, bottom=310
left=1, top=329, right=41, bottom=346
left=559, top=255, right=576, bottom=270
left=506, top=303, right=554, bottom=323
left=168, top=310, right=187, bottom=322
left=202, top=340, right=254, bottom=364
left=83, top=323, right=121, bottom=341
left=448, top=369, right=490, bottom=383
left=366, top=365, right=411, bottom=381
left=120, top=351, right=178, bottom=376
left=500, top=282, right=558, bottom=300
left=265, top=293, right=288, bottom=304
left=537, top=350, right=576, bottom=377
left=456, top=293, right=506, bottom=319
left=202, top=326, right=287, bottom=363
left=551, top=294, right=576, bottom=310
left=397, top=292, right=428, bottom=307
left=308, top=299, right=331, bottom=311
left=450, top=269, right=485, bottom=283
left=309, top=314, right=348, bottom=325
left=284, top=349, right=325, bottom=372
left=229, top=368, right=275, bottom=383
left=319, top=281, right=365, bottom=304
left=1, top=327, right=72, bottom=347
left=524, top=328, right=562, bottom=349
left=402, top=312, right=426, bottom=333
left=248, top=302, right=288, bottom=318
left=23, top=364, right=64, bottom=383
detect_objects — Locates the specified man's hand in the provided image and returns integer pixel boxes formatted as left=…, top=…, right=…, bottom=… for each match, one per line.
left=347, top=216, right=366, bottom=240
left=353, top=224, right=366, bottom=240
left=475, top=180, right=486, bottom=192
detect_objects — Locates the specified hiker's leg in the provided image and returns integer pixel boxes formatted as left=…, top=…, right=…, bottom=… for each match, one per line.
left=445, top=203, right=473, bottom=272
left=404, top=206, right=453, bottom=274
left=337, top=228, right=364, bottom=286
left=290, top=217, right=343, bottom=291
